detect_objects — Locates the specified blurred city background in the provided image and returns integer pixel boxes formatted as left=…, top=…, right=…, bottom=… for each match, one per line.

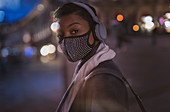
left=0, top=0, right=170, bottom=112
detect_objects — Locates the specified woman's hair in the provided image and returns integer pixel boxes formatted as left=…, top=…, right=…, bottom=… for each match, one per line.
left=53, top=2, right=97, bottom=28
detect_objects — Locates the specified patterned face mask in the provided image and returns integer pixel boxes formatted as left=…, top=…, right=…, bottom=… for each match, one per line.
left=59, top=30, right=94, bottom=62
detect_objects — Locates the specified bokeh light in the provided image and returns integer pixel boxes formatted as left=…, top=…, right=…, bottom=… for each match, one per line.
left=40, top=44, right=56, bottom=56
left=133, top=25, right=140, bottom=32
left=48, top=44, right=56, bottom=54
left=0, top=0, right=41, bottom=23
left=116, top=14, right=124, bottom=22
left=50, top=11, right=55, bottom=22
left=57, top=45, right=63, bottom=53
left=25, top=46, right=34, bottom=58
left=165, top=13, right=170, bottom=19
left=141, top=15, right=155, bottom=31
left=40, top=56, right=49, bottom=63
left=1, top=48, right=9, bottom=57
left=143, top=16, right=153, bottom=23
left=159, top=17, right=164, bottom=25
left=166, top=28, right=170, bottom=33
left=40, top=45, right=49, bottom=56
left=145, top=22, right=154, bottom=30
left=23, top=33, right=31, bottom=43
left=50, top=22, right=59, bottom=32
left=0, top=10, right=5, bottom=22
left=164, top=20, right=170, bottom=33
left=40, top=54, right=56, bottom=63
left=37, top=4, right=44, bottom=11
left=164, top=20, right=170, bottom=28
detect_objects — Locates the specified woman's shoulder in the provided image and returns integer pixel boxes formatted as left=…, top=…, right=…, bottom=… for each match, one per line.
left=84, top=60, right=126, bottom=90
left=85, top=60, right=124, bottom=84
left=85, top=71, right=125, bottom=90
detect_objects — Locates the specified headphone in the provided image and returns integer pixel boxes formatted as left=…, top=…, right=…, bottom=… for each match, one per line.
left=72, top=2, right=107, bottom=41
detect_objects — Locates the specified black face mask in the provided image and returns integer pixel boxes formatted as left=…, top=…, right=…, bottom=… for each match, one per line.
left=59, top=30, right=95, bottom=62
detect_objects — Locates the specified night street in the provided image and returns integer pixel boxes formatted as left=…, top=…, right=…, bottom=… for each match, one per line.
left=1, top=0, right=170, bottom=111
left=1, top=35, right=170, bottom=112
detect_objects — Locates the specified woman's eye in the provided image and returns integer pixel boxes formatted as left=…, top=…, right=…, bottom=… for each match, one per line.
left=71, top=30, right=78, bottom=34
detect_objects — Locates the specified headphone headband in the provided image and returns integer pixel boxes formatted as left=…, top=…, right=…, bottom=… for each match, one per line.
left=73, top=2, right=100, bottom=23
left=72, top=2, right=107, bottom=41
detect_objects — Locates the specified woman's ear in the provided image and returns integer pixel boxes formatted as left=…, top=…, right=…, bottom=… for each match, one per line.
left=88, top=32, right=95, bottom=45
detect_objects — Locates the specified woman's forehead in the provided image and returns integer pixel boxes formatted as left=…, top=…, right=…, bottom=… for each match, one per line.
left=58, top=14, right=89, bottom=29
left=59, top=14, right=85, bottom=24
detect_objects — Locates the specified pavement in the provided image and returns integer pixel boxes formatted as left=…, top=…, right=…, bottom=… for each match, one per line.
left=0, top=34, right=170, bottom=112
left=107, top=35, right=170, bottom=112
left=0, top=60, right=64, bottom=112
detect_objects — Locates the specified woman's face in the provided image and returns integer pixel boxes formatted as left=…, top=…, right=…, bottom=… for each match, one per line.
left=56, top=13, right=95, bottom=45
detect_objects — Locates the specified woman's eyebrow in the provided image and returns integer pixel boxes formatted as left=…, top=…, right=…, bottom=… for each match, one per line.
left=67, top=22, right=80, bottom=28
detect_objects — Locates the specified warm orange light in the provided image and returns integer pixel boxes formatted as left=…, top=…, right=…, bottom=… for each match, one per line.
left=117, top=14, right=124, bottom=22
left=133, top=25, right=140, bottom=32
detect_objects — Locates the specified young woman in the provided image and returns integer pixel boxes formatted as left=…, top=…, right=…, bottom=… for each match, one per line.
left=54, top=2, right=129, bottom=112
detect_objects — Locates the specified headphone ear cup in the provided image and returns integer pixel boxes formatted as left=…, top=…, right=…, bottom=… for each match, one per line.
left=95, top=23, right=107, bottom=41
left=95, top=24, right=101, bottom=40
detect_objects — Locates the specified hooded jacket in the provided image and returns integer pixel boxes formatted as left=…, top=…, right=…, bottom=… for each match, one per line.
left=56, top=43, right=129, bottom=112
